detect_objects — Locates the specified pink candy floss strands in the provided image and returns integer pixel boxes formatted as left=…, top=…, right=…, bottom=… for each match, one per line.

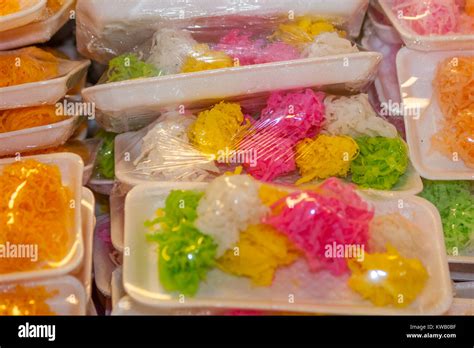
left=263, top=178, right=374, bottom=275
left=215, top=29, right=300, bottom=65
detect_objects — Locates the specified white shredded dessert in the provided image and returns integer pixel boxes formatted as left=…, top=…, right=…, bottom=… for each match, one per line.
left=146, top=28, right=197, bottom=74
left=195, top=175, right=269, bottom=257
left=302, top=32, right=359, bottom=58
left=134, top=111, right=219, bottom=181
left=369, top=213, right=427, bottom=260
left=322, top=94, right=398, bottom=138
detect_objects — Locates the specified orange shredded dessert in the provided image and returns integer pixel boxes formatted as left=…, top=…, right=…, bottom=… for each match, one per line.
left=46, top=0, right=64, bottom=13
left=0, top=285, right=58, bottom=315
left=0, top=105, right=68, bottom=133
left=0, top=0, right=20, bottom=16
left=432, top=56, right=474, bottom=168
left=0, top=160, right=73, bottom=273
left=466, top=0, right=474, bottom=17
left=0, top=47, right=59, bottom=88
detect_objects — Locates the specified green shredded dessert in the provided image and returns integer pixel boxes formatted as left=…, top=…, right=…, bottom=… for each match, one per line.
left=419, top=180, right=474, bottom=254
left=106, top=54, right=162, bottom=83
left=350, top=137, right=408, bottom=190
left=146, top=190, right=216, bottom=296
left=95, top=130, right=117, bottom=179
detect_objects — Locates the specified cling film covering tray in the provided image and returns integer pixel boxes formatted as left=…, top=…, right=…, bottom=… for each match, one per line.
left=0, top=153, right=84, bottom=282
left=0, top=0, right=75, bottom=51
left=115, top=88, right=422, bottom=195
left=76, top=0, right=369, bottom=64
left=379, top=0, right=474, bottom=51
left=123, top=177, right=451, bottom=315
left=85, top=51, right=382, bottom=133
left=397, top=48, right=474, bottom=180
left=79, top=1, right=379, bottom=131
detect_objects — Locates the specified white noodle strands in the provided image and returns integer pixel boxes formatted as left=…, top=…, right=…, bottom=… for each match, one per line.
left=322, top=94, right=398, bottom=138
left=302, top=32, right=359, bottom=58
left=147, top=28, right=198, bottom=74
left=195, top=175, right=269, bottom=257
left=134, top=112, right=219, bottom=181
left=369, top=213, right=427, bottom=260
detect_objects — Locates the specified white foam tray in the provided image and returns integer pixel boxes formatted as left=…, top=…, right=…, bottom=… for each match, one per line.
left=0, top=56, right=90, bottom=110
left=0, top=153, right=84, bottom=282
left=380, top=0, right=474, bottom=51
left=71, top=187, right=95, bottom=300
left=0, top=276, right=86, bottom=315
left=0, top=0, right=74, bottom=50
left=397, top=48, right=474, bottom=180
left=0, top=116, right=82, bottom=157
left=80, top=138, right=102, bottom=186
left=445, top=299, right=474, bottom=315
left=93, top=215, right=120, bottom=297
left=367, top=7, right=402, bottom=45
left=83, top=52, right=382, bottom=131
left=0, top=0, right=46, bottom=32
left=110, top=187, right=127, bottom=252
left=88, top=178, right=115, bottom=196
left=112, top=295, right=225, bottom=316
left=123, top=182, right=452, bottom=315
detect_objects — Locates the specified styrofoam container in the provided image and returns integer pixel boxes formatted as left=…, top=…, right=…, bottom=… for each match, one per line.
left=115, top=130, right=422, bottom=196
left=0, top=153, right=84, bottom=282
left=71, top=187, right=95, bottom=300
left=0, top=0, right=74, bottom=50
left=454, top=281, right=474, bottom=299
left=110, top=184, right=131, bottom=253
left=112, top=296, right=223, bottom=316
left=448, top=253, right=474, bottom=266
left=450, top=263, right=474, bottom=282
left=0, top=57, right=90, bottom=110
left=0, top=276, right=86, bottom=315
left=0, top=0, right=46, bottom=32
left=93, top=215, right=121, bottom=297
left=83, top=52, right=382, bottom=132
left=80, top=138, right=102, bottom=186
left=88, top=178, right=115, bottom=195
left=0, top=117, right=82, bottom=157
left=397, top=48, right=474, bottom=180
left=445, top=299, right=474, bottom=315
left=110, top=195, right=125, bottom=252
left=123, top=182, right=452, bottom=315
left=367, top=8, right=402, bottom=45
left=379, top=0, right=474, bottom=51
left=111, top=267, right=124, bottom=308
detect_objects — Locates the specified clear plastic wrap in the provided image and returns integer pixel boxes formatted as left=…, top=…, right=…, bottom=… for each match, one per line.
left=123, top=175, right=452, bottom=313
left=76, top=0, right=369, bottom=64
left=380, top=0, right=474, bottom=50
left=0, top=138, right=101, bottom=186
left=92, top=129, right=117, bottom=180
left=0, top=0, right=75, bottom=51
left=0, top=47, right=91, bottom=110
left=86, top=49, right=382, bottom=133
left=419, top=180, right=474, bottom=258
left=114, top=88, right=421, bottom=193
left=79, top=1, right=381, bottom=132
left=0, top=103, right=84, bottom=157
left=398, top=48, right=474, bottom=179
left=0, top=0, right=46, bottom=32
left=96, top=20, right=359, bottom=83
left=0, top=154, right=84, bottom=282
left=85, top=15, right=365, bottom=89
